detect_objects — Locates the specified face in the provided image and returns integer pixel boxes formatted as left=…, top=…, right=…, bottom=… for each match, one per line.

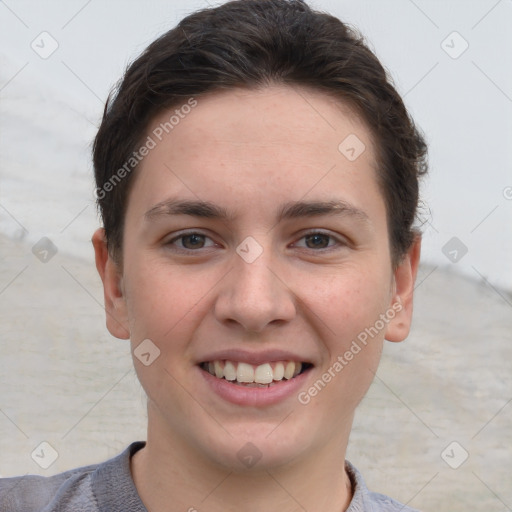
left=93, top=85, right=419, bottom=471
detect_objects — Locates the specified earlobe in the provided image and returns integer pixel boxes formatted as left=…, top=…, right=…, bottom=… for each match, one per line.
left=91, top=228, right=131, bottom=340
left=385, top=235, right=421, bottom=343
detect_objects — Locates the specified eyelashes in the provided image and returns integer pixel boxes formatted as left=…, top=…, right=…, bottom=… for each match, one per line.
left=295, top=232, right=339, bottom=250
left=165, top=230, right=346, bottom=253
left=168, top=232, right=215, bottom=250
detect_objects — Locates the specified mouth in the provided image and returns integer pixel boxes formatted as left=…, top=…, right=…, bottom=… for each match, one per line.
left=199, top=360, right=313, bottom=388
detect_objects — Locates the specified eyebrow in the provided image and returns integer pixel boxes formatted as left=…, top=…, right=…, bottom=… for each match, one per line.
left=144, top=198, right=370, bottom=224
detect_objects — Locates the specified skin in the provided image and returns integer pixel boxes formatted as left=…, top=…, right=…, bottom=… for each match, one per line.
left=92, top=85, right=421, bottom=512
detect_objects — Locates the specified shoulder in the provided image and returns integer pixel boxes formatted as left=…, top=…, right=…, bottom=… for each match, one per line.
left=0, top=464, right=98, bottom=512
left=0, top=442, right=145, bottom=512
left=366, top=490, right=421, bottom=511
left=345, top=460, right=421, bottom=512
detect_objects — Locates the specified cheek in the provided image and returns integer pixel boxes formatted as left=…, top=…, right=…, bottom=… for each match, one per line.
left=123, top=260, right=219, bottom=349
left=302, top=265, right=392, bottom=343
left=123, top=263, right=203, bottom=411
left=299, top=265, right=390, bottom=400
left=123, top=262, right=186, bottom=341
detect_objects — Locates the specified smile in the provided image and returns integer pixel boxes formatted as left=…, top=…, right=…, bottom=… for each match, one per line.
left=199, top=360, right=312, bottom=387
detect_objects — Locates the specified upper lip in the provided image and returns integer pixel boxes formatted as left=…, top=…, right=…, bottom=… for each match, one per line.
left=198, top=348, right=313, bottom=366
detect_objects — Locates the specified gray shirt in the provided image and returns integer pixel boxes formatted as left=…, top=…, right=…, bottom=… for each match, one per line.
left=0, top=442, right=419, bottom=511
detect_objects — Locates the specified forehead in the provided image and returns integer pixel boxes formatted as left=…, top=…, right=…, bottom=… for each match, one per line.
left=128, top=85, right=383, bottom=222
left=153, top=85, right=373, bottom=163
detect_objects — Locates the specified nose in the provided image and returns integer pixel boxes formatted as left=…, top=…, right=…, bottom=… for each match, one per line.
left=213, top=248, right=297, bottom=334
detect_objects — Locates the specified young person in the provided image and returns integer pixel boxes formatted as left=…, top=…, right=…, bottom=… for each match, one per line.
left=0, top=1, right=427, bottom=510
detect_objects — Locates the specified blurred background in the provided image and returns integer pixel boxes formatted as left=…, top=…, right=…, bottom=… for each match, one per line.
left=1, top=1, right=511, bottom=510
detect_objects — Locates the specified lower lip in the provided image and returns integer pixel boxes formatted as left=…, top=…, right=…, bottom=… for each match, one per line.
left=198, top=366, right=312, bottom=407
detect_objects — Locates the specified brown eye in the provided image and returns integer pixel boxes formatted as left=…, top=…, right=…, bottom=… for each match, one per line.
left=293, top=230, right=346, bottom=252
left=304, top=233, right=331, bottom=249
left=166, top=232, right=216, bottom=252
left=180, top=233, right=206, bottom=249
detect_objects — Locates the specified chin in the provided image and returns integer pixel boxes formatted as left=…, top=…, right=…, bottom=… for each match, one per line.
left=197, top=421, right=315, bottom=472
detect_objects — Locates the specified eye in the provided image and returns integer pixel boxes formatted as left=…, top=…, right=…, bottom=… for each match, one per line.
left=166, top=232, right=216, bottom=251
left=294, top=231, right=343, bottom=250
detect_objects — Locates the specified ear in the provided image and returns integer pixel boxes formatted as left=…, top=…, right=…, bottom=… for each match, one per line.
left=385, top=235, right=421, bottom=342
left=91, top=228, right=130, bottom=340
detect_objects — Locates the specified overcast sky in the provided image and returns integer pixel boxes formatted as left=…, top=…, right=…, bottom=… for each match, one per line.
left=1, top=0, right=511, bottom=291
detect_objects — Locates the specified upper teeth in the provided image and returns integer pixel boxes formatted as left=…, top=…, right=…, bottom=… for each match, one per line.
left=205, top=360, right=303, bottom=384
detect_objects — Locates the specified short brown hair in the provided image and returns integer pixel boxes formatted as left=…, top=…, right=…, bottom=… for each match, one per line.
left=93, top=0, right=427, bottom=267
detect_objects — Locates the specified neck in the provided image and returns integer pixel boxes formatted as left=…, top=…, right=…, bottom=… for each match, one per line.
left=131, top=406, right=354, bottom=512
